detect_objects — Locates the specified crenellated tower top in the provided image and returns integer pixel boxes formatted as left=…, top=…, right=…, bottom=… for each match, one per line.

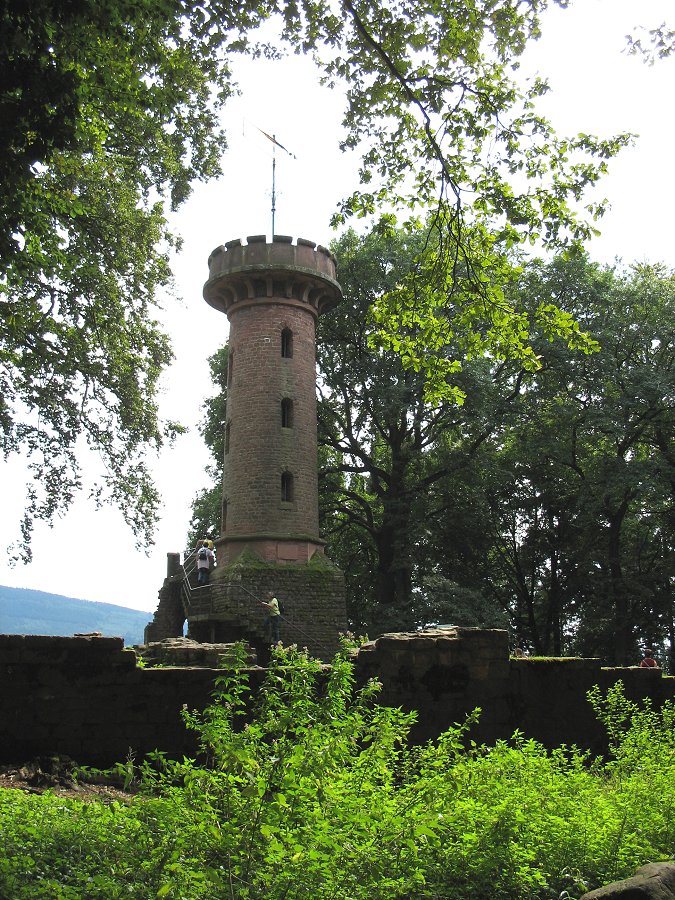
left=204, top=234, right=342, bottom=318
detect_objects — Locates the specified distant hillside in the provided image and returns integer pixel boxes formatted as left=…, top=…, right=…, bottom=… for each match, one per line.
left=0, top=586, right=151, bottom=646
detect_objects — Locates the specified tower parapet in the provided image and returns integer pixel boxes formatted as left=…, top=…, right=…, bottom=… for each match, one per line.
left=204, top=235, right=341, bottom=318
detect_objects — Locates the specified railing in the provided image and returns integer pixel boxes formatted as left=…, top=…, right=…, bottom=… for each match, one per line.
left=178, top=549, right=335, bottom=656
left=179, top=548, right=213, bottom=615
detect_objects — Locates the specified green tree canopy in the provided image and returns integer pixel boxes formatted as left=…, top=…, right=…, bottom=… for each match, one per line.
left=318, top=225, right=513, bottom=632
left=2, top=0, right=632, bottom=557
left=425, top=254, right=674, bottom=665
left=0, top=0, right=263, bottom=556
left=317, top=229, right=673, bottom=660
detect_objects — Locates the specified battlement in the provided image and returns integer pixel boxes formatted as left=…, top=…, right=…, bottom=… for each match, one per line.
left=204, top=235, right=342, bottom=316
left=207, top=234, right=337, bottom=268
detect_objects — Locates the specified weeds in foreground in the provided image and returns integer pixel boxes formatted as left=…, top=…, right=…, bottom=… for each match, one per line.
left=1, top=642, right=673, bottom=898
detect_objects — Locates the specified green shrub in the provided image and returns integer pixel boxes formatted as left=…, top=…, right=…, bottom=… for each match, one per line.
left=1, top=648, right=673, bottom=898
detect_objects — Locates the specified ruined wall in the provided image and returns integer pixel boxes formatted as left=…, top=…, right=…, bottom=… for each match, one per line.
left=353, top=629, right=673, bottom=754
left=1, top=629, right=672, bottom=767
left=144, top=551, right=347, bottom=661
left=0, top=634, right=261, bottom=766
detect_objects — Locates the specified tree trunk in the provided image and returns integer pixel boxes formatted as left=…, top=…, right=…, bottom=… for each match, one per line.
left=373, top=484, right=414, bottom=629
left=607, top=499, right=630, bottom=665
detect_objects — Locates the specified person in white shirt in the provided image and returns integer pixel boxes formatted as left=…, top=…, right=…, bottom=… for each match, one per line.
left=196, top=541, right=215, bottom=586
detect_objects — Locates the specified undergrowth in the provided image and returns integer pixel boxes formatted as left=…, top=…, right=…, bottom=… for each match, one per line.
left=1, top=642, right=673, bottom=899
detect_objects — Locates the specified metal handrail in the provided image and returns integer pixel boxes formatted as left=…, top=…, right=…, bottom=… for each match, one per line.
left=179, top=548, right=213, bottom=613
left=179, top=548, right=334, bottom=656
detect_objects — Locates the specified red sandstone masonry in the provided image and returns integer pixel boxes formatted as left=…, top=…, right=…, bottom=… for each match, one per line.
left=223, top=302, right=320, bottom=539
left=147, top=236, right=348, bottom=658
left=204, top=237, right=341, bottom=561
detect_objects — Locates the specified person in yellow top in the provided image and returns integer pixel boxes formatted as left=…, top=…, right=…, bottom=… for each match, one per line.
left=261, top=591, right=281, bottom=643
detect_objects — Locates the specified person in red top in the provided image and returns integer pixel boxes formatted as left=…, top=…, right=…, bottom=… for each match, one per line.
left=639, top=648, right=659, bottom=668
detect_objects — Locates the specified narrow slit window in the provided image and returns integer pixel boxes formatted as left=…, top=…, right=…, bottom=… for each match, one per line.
left=225, top=421, right=231, bottom=454
left=281, top=398, right=293, bottom=428
left=281, top=472, right=294, bottom=502
left=227, top=350, right=233, bottom=384
left=222, top=499, right=228, bottom=531
left=281, top=328, right=293, bottom=358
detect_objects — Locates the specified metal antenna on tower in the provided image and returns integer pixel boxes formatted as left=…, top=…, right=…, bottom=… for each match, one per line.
left=256, top=128, right=296, bottom=236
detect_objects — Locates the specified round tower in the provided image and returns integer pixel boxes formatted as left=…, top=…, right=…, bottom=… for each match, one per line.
left=203, top=234, right=342, bottom=565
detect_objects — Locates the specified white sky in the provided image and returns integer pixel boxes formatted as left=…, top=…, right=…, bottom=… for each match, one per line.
left=0, top=0, right=672, bottom=619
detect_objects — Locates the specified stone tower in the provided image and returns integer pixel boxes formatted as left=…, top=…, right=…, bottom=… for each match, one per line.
left=184, top=235, right=347, bottom=659
left=205, top=235, right=338, bottom=564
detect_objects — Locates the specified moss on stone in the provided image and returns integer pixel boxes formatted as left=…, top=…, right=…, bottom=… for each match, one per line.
left=221, top=548, right=341, bottom=574
left=307, top=552, right=341, bottom=571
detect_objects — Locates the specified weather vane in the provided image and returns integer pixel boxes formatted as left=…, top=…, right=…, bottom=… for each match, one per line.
left=256, top=128, right=296, bottom=237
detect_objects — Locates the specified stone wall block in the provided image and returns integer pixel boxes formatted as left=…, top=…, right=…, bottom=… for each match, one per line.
left=0, top=634, right=28, bottom=664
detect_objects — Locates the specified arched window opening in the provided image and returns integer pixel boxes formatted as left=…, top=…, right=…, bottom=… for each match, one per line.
left=281, top=472, right=294, bottom=502
left=281, top=398, right=293, bottom=428
left=225, top=421, right=231, bottom=454
left=227, top=350, right=234, bottom=384
left=281, top=328, right=293, bottom=358
left=222, top=498, right=228, bottom=532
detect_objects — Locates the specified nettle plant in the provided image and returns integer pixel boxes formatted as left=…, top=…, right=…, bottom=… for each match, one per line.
left=163, top=640, right=423, bottom=898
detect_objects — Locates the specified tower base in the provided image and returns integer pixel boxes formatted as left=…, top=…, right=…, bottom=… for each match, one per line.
left=186, top=549, right=347, bottom=662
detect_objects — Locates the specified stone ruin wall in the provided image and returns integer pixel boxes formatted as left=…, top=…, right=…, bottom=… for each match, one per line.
left=146, top=553, right=347, bottom=662
left=0, top=629, right=672, bottom=767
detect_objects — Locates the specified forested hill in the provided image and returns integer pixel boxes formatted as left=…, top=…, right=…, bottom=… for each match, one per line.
left=0, top=586, right=150, bottom=647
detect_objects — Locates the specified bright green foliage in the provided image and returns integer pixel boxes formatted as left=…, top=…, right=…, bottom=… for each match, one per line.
left=3, top=0, right=633, bottom=551
left=1, top=159, right=178, bottom=558
left=2, top=650, right=675, bottom=898
left=310, top=0, right=630, bottom=400
left=0, top=0, right=266, bottom=260
left=318, top=225, right=514, bottom=629
left=368, top=216, right=601, bottom=406
left=319, top=231, right=672, bottom=650
left=0, top=0, right=265, bottom=554
left=323, top=0, right=627, bottom=241
left=465, top=255, right=675, bottom=663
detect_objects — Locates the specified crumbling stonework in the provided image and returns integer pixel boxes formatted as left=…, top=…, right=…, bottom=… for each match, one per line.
left=144, top=552, right=185, bottom=644
left=1, top=629, right=672, bottom=767
left=187, top=550, right=347, bottom=661
left=0, top=633, right=268, bottom=766
left=138, top=638, right=257, bottom=668
left=353, top=628, right=513, bottom=746
left=352, top=628, right=672, bottom=752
